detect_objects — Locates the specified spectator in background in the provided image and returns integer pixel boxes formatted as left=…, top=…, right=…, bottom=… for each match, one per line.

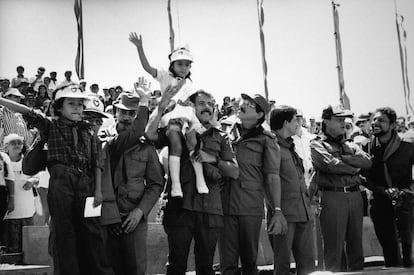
left=43, top=76, right=51, bottom=90
left=152, top=89, right=161, bottom=98
left=34, top=84, right=51, bottom=110
left=2, top=134, right=38, bottom=253
left=60, top=70, right=74, bottom=86
left=293, top=109, right=315, bottom=187
left=344, top=117, right=354, bottom=140
left=11, top=66, right=29, bottom=88
left=48, top=71, right=58, bottom=94
left=0, top=150, right=15, bottom=250
left=0, top=77, right=10, bottom=95
left=30, top=67, right=45, bottom=92
left=396, top=116, right=408, bottom=135
left=15, top=79, right=30, bottom=96
left=0, top=88, right=33, bottom=149
left=79, top=79, right=87, bottom=92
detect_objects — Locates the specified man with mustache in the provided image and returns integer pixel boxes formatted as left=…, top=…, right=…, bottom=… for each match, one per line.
left=365, top=107, right=414, bottom=268
left=146, top=89, right=239, bottom=275
left=105, top=85, right=165, bottom=275
left=220, top=93, right=282, bottom=275
left=310, top=105, right=371, bottom=272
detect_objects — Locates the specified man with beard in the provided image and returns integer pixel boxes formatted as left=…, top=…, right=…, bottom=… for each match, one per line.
left=220, top=93, right=282, bottom=275
left=105, top=85, right=165, bottom=275
left=310, top=105, right=371, bottom=272
left=365, top=107, right=414, bottom=267
left=146, top=89, right=239, bottom=275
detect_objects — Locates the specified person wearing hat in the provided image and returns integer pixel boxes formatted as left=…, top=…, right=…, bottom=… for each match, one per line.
left=310, top=105, right=371, bottom=272
left=0, top=88, right=33, bottom=149
left=219, top=93, right=282, bottom=274
left=364, top=107, right=414, bottom=268
left=11, top=65, right=29, bottom=89
left=0, top=84, right=113, bottom=274
left=351, top=113, right=371, bottom=141
left=268, top=106, right=315, bottom=275
left=2, top=133, right=39, bottom=253
left=130, top=33, right=211, bottom=198
left=0, top=77, right=10, bottom=95
left=104, top=83, right=164, bottom=275
left=60, top=70, right=75, bottom=87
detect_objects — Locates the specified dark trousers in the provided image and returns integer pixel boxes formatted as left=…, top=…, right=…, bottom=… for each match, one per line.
left=107, top=220, right=148, bottom=275
left=320, top=191, right=364, bottom=272
left=370, top=194, right=413, bottom=267
left=0, top=186, right=8, bottom=245
left=219, top=215, right=262, bottom=275
left=2, top=217, right=33, bottom=253
left=269, top=221, right=315, bottom=275
left=48, top=165, right=113, bottom=275
left=164, top=211, right=221, bottom=275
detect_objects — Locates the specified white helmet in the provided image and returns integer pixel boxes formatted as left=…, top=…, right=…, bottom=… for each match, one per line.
left=54, top=84, right=90, bottom=101
left=84, top=95, right=109, bottom=118
left=169, top=47, right=193, bottom=63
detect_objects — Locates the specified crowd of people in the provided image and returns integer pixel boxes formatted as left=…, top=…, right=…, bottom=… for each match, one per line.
left=0, top=33, right=413, bottom=275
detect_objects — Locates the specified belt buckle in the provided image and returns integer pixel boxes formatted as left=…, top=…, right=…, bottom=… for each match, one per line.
left=343, top=186, right=350, bottom=193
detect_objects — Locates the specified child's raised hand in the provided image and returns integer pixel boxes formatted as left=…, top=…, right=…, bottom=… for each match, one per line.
left=129, top=32, right=142, bottom=47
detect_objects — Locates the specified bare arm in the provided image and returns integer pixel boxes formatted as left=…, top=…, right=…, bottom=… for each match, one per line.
left=129, top=32, right=157, bottom=78
left=0, top=97, right=31, bottom=115
left=145, top=82, right=183, bottom=141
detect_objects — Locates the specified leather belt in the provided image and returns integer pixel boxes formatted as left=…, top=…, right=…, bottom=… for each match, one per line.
left=319, top=185, right=360, bottom=193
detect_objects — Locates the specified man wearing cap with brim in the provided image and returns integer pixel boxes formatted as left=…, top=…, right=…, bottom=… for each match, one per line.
left=310, top=105, right=372, bottom=272
left=104, top=83, right=164, bottom=275
left=0, top=88, right=33, bottom=149
left=29, top=66, right=46, bottom=92
left=220, top=92, right=282, bottom=275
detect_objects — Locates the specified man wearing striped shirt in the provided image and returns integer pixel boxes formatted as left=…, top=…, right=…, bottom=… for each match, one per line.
left=0, top=88, right=33, bottom=149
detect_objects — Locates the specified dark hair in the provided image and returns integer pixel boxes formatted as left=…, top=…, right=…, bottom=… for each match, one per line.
left=375, top=107, right=397, bottom=124
left=269, top=105, right=297, bottom=131
left=52, top=98, right=65, bottom=117
left=168, top=61, right=191, bottom=80
left=17, top=65, right=24, bottom=71
left=189, top=89, right=213, bottom=104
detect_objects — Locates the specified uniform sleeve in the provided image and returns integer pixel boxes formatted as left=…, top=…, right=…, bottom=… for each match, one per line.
left=310, top=139, right=360, bottom=175
left=263, top=137, right=280, bottom=175
left=138, top=145, right=165, bottom=220
left=219, top=135, right=235, bottom=161
left=91, top=133, right=103, bottom=170
left=23, top=109, right=51, bottom=136
left=110, top=106, right=149, bottom=166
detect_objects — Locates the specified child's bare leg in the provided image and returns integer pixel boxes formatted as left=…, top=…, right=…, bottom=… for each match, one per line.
left=186, top=131, right=208, bottom=194
left=168, top=129, right=183, bottom=198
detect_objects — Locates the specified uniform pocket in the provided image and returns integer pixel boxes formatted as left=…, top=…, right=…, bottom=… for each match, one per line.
left=244, top=142, right=263, bottom=166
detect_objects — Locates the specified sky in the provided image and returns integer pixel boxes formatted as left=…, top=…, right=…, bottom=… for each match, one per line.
left=1, top=0, right=414, bottom=119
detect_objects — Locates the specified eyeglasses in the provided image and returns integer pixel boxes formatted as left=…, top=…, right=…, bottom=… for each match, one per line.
left=9, top=140, right=23, bottom=146
left=241, top=100, right=256, bottom=110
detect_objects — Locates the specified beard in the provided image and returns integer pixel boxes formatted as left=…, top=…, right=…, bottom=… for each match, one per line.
left=116, top=121, right=131, bottom=132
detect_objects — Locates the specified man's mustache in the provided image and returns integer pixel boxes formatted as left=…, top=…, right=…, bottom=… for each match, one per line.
left=201, top=109, right=212, bottom=115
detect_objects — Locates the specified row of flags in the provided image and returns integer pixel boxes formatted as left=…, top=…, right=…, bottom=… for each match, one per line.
left=72, top=0, right=412, bottom=115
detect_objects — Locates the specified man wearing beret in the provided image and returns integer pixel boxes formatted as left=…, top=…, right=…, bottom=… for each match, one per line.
left=220, top=93, right=283, bottom=275
left=310, top=105, right=371, bottom=272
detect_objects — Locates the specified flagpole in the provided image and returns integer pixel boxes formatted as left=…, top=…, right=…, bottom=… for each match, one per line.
left=74, top=0, right=84, bottom=80
left=332, top=1, right=350, bottom=109
left=256, top=0, right=269, bottom=102
left=167, top=0, right=175, bottom=52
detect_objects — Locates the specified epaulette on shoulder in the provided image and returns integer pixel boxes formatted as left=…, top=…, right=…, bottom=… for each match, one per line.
left=262, top=130, right=276, bottom=139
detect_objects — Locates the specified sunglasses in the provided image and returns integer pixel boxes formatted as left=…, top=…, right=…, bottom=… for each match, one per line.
left=8, top=140, right=23, bottom=146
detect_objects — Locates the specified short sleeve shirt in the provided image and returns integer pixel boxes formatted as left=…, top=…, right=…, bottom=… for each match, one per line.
left=155, top=68, right=194, bottom=102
